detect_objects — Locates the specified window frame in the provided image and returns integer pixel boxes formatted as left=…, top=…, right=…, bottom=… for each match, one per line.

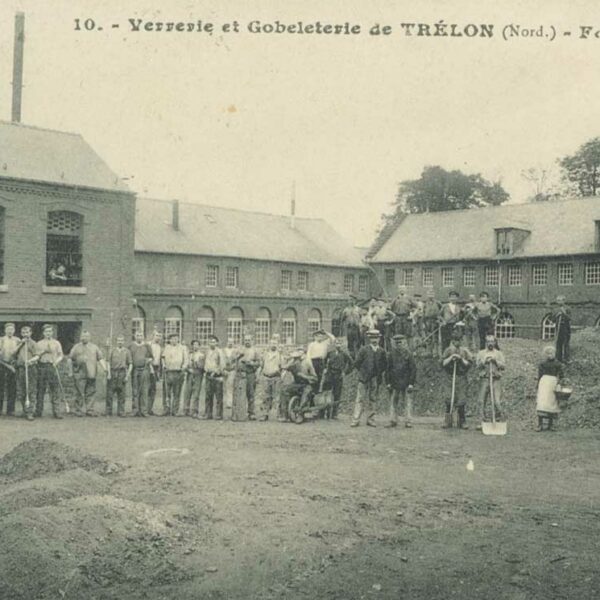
left=281, top=270, right=292, bottom=291
left=557, top=263, right=574, bottom=286
left=343, top=274, right=355, bottom=293
left=206, top=265, right=219, bottom=288
left=484, top=265, right=499, bottom=287
left=422, top=267, right=433, bottom=288
left=297, top=271, right=309, bottom=292
left=195, top=317, right=214, bottom=346
left=507, top=265, right=522, bottom=287
left=532, top=264, right=548, bottom=286
left=441, top=267, right=454, bottom=288
left=46, top=210, right=84, bottom=287
left=585, top=262, right=600, bottom=286
left=225, top=266, right=239, bottom=289
left=463, top=266, right=475, bottom=288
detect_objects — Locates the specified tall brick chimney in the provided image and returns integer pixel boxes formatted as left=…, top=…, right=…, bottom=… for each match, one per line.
left=11, top=12, right=25, bottom=123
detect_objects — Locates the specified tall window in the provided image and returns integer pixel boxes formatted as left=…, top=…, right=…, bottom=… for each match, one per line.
left=496, top=230, right=512, bottom=255
left=463, top=267, right=475, bottom=288
left=164, top=306, right=183, bottom=340
left=358, top=274, right=368, bottom=294
left=385, top=269, right=395, bottom=286
left=225, top=266, right=239, bottom=288
left=297, top=271, right=309, bottom=291
left=206, top=265, right=219, bottom=287
left=307, top=308, right=322, bottom=338
left=195, top=307, right=215, bottom=346
left=281, top=270, right=292, bottom=291
left=227, top=307, right=244, bottom=345
left=255, top=307, right=271, bottom=346
left=281, top=308, right=297, bottom=345
left=441, top=267, right=454, bottom=287
left=558, top=263, right=573, bottom=286
left=402, top=268, right=414, bottom=287
left=343, top=274, right=355, bottom=293
left=508, top=265, right=522, bottom=286
left=46, top=211, right=83, bottom=286
left=0, top=207, right=4, bottom=284
left=422, top=267, right=433, bottom=287
left=495, top=312, right=515, bottom=339
left=585, top=262, right=600, bottom=285
left=532, top=264, right=547, bottom=286
left=484, top=265, right=499, bottom=287
left=541, top=314, right=556, bottom=341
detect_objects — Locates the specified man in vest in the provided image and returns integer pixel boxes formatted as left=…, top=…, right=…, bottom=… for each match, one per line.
left=35, top=324, right=64, bottom=418
left=69, top=330, right=107, bottom=417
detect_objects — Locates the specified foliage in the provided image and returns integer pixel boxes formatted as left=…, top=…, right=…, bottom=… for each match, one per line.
left=559, top=137, right=600, bottom=196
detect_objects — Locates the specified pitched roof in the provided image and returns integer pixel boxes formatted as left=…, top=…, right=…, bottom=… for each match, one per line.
left=0, top=120, right=129, bottom=192
left=134, top=197, right=366, bottom=268
left=369, top=197, right=600, bottom=263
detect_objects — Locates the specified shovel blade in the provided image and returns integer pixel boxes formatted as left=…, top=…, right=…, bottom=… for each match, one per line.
left=481, top=421, right=507, bottom=436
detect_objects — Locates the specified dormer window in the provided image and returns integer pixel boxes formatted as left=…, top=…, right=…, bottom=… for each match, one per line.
left=496, top=229, right=513, bottom=255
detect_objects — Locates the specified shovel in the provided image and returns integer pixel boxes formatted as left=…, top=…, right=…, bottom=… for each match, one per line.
left=445, top=360, right=457, bottom=428
left=482, top=363, right=507, bottom=436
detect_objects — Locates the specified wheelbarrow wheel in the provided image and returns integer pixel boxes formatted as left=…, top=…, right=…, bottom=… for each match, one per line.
left=288, top=396, right=304, bottom=424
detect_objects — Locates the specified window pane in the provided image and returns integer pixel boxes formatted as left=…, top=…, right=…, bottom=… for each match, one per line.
left=558, top=263, right=573, bottom=286
left=206, top=265, right=219, bottom=287
left=422, top=268, right=433, bottom=287
left=403, top=268, right=414, bottom=287
left=255, top=319, right=270, bottom=346
left=46, top=211, right=83, bottom=287
left=227, top=318, right=243, bottom=345
left=532, top=264, right=547, bottom=286
left=463, top=267, right=475, bottom=287
left=281, top=270, right=292, bottom=291
left=508, top=265, right=522, bottom=286
left=358, top=275, right=368, bottom=293
left=484, top=266, right=499, bottom=287
left=585, top=262, right=600, bottom=285
left=282, top=319, right=296, bottom=345
left=441, top=267, right=454, bottom=287
left=297, top=271, right=309, bottom=291
left=343, top=274, right=354, bottom=293
left=164, top=318, right=182, bottom=340
left=195, top=318, right=214, bottom=346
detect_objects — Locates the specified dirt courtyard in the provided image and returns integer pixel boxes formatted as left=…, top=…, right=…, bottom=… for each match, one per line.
left=0, top=415, right=599, bottom=600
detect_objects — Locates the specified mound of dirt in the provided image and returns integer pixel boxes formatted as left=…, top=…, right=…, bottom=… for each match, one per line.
left=0, top=495, right=189, bottom=600
left=0, top=468, right=110, bottom=518
left=0, top=438, right=121, bottom=482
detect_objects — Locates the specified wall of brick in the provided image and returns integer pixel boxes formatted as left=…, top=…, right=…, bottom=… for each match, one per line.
left=0, top=178, right=135, bottom=348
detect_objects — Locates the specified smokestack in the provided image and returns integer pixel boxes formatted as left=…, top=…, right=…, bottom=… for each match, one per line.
left=172, top=199, right=180, bottom=231
left=290, top=181, right=296, bottom=230
left=11, top=12, right=25, bottom=123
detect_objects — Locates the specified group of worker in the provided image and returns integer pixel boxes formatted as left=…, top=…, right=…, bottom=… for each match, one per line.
left=0, top=290, right=572, bottom=428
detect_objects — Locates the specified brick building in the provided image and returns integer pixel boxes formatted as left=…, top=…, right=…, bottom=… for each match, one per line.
left=133, top=198, right=370, bottom=346
left=367, top=197, right=600, bottom=340
left=0, top=121, right=135, bottom=351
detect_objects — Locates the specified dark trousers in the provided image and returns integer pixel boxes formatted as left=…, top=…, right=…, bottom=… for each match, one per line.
left=132, top=367, right=149, bottom=415
left=441, top=324, right=454, bottom=351
left=556, top=326, right=571, bottom=363
left=311, top=358, right=325, bottom=387
left=346, top=324, right=361, bottom=358
left=107, top=369, right=127, bottom=415
left=183, top=371, right=204, bottom=415
left=394, top=314, right=412, bottom=337
left=478, top=316, right=493, bottom=350
left=16, top=365, right=36, bottom=415
left=328, top=373, right=343, bottom=417
left=147, top=370, right=159, bottom=412
left=74, top=376, right=96, bottom=414
left=36, top=363, right=61, bottom=417
left=0, top=367, right=16, bottom=415
left=375, top=320, right=386, bottom=348
left=165, top=370, right=184, bottom=415
left=205, top=376, right=223, bottom=419
left=245, top=371, right=257, bottom=417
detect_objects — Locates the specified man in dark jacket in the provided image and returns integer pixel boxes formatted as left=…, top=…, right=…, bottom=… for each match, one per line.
left=351, top=329, right=387, bottom=427
left=385, top=334, right=417, bottom=428
left=323, top=339, right=354, bottom=419
left=550, top=295, right=571, bottom=363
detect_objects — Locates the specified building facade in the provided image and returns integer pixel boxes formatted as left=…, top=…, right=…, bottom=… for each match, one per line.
left=368, top=198, right=600, bottom=339
left=133, top=198, right=370, bottom=346
left=0, top=121, right=135, bottom=351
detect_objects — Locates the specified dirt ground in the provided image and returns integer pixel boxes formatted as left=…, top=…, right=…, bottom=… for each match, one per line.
left=0, top=414, right=599, bottom=600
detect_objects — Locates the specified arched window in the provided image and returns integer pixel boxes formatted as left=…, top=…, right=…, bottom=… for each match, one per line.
left=0, top=207, right=5, bottom=284
left=331, top=307, right=344, bottom=338
left=307, top=308, right=322, bottom=338
left=227, top=307, right=244, bottom=345
left=164, top=306, right=183, bottom=340
left=46, top=211, right=83, bottom=286
left=281, top=308, right=297, bottom=345
left=541, top=314, right=556, bottom=341
left=255, top=307, right=271, bottom=346
left=495, top=312, right=515, bottom=339
left=196, top=306, right=215, bottom=346
left=131, top=304, right=146, bottom=339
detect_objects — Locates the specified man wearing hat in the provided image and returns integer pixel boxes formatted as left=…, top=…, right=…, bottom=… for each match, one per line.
left=423, top=291, right=441, bottom=357
left=162, top=333, right=189, bottom=416
left=106, top=335, right=132, bottom=417
left=256, top=338, right=284, bottom=420
left=323, top=338, right=354, bottom=419
left=474, top=292, right=500, bottom=350
left=550, top=295, right=571, bottom=363
left=69, top=330, right=107, bottom=417
left=441, top=328, right=473, bottom=429
left=390, top=285, right=416, bottom=341
left=146, top=330, right=163, bottom=416
left=280, top=348, right=317, bottom=421
left=202, top=334, right=225, bottom=420
left=340, top=297, right=363, bottom=359
left=237, top=334, right=261, bottom=420
left=35, top=324, right=64, bottom=418
left=351, top=329, right=387, bottom=427
left=0, top=322, right=19, bottom=416
left=306, top=329, right=334, bottom=388
left=13, top=325, right=40, bottom=421
left=475, top=334, right=506, bottom=429
left=439, top=291, right=463, bottom=351
left=385, top=334, right=417, bottom=428
left=129, top=330, right=154, bottom=417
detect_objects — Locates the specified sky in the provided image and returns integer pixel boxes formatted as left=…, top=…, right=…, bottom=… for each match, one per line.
left=0, top=0, right=599, bottom=246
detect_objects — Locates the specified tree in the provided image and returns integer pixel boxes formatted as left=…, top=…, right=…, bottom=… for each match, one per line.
left=392, top=165, right=509, bottom=214
left=559, top=137, right=600, bottom=196
left=521, top=166, right=563, bottom=202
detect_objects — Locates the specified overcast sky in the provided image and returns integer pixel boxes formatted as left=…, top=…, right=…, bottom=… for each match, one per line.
left=0, top=0, right=598, bottom=246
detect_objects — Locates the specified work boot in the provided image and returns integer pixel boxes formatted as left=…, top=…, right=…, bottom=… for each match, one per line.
left=350, top=421, right=359, bottom=428
left=53, top=414, right=63, bottom=420
left=384, top=421, right=397, bottom=428
left=405, top=421, right=413, bottom=429
left=366, top=419, right=377, bottom=428
left=26, top=414, right=34, bottom=421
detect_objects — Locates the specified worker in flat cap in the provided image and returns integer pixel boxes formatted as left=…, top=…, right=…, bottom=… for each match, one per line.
left=201, top=334, right=225, bottom=420
left=237, top=334, right=261, bottom=420
left=0, top=322, right=19, bottom=416
left=35, top=324, right=64, bottom=418
left=385, top=333, right=417, bottom=428
left=351, top=329, right=387, bottom=427
left=439, top=291, right=463, bottom=351
left=340, top=296, right=363, bottom=359
left=280, top=347, right=317, bottom=422
left=306, top=329, right=335, bottom=389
